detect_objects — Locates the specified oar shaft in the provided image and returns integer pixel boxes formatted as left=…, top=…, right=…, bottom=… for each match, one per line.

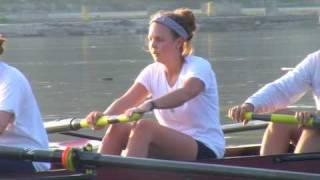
left=0, top=146, right=61, bottom=163
left=244, top=112, right=318, bottom=127
left=1, top=145, right=320, bottom=179
left=223, top=121, right=268, bottom=134
left=45, top=118, right=82, bottom=133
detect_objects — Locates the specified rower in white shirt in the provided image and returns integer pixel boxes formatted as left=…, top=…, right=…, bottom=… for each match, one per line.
left=0, top=33, right=50, bottom=172
left=228, top=50, right=320, bottom=155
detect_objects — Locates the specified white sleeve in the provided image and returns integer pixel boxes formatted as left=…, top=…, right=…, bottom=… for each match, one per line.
left=135, top=64, right=154, bottom=93
left=0, top=75, right=22, bottom=114
left=185, top=59, right=214, bottom=91
left=246, top=53, right=316, bottom=113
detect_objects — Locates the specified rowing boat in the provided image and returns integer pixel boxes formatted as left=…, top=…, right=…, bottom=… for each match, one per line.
left=1, top=142, right=320, bottom=180
left=1, top=113, right=320, bottom=179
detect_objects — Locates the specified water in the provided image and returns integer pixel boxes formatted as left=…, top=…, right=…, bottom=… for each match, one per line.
left=2, top=27, right=320, bottom=145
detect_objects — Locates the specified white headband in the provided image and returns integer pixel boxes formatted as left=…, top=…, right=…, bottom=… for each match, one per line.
left=151, top=16, right=189, bottom=40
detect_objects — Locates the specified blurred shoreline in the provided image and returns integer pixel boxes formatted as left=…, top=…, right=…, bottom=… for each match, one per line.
left=0, top=8, right=319, bottom=37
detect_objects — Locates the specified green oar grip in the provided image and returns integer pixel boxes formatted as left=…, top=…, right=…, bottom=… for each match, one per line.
left=80, top=113, right=142, bottom=128
left=244, top=112, right=314, bottom=127
left=244, top=112, right=253, bottom=120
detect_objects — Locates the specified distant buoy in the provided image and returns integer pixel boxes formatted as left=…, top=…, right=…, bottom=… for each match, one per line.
left=81, top=5, right=90, bottom=22
left=102, top=77, right=113, bottom=81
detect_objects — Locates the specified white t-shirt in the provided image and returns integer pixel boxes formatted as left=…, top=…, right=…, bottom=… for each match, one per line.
left=0, top=61, right=50, bottom=171
left=246, top=50, right=320, bottom=113
left=135, top=55, right=225, bottom=158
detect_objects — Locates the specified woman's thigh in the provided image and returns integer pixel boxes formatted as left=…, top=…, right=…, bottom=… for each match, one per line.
left=140, top=121, right=198, bottom=161
left=295, top=128, right=320, bottom=153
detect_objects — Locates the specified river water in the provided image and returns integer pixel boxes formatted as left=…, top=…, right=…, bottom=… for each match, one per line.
left=2, top=26, right=320, bottom=145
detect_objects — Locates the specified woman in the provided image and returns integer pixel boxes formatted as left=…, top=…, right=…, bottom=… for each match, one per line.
left=0, top=34, right=50, bottom=172
left=228, top=50, right=320, bottom=155
left=86, top=8, right=225, bottom=160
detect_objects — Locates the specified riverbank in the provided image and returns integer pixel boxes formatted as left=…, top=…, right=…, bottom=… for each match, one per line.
left=0, top=13, right=319, bottom=37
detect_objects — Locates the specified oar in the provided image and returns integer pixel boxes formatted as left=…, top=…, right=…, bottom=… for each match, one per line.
left=46, top=113, right=268, bottom=135
left=244, top=112, right=320, bottom=128
left=45, top=113, right=142, bottom=134
left=0, top=145, right=320, bottom=180
left=223, top=121, right=268, bottom=134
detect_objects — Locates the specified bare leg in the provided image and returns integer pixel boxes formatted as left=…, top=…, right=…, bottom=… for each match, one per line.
left=260, top=122, right=299, bottom=155
left=98, top=123, right=131, bottom=154
left=124, top=119, right=198, bottom=161
left=295, top=128, right=320, bottom=153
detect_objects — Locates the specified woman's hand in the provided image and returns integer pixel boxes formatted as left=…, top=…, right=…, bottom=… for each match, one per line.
left=85, top=111, right=106, bottom=130
left=228, top=103, right=254, bottom=125
left=295, top=111, right=314, bottom=127
left=125, top=99, right=155, bottom=116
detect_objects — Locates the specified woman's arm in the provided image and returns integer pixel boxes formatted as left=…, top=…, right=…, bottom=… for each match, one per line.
left=246, top=53, right=316, bottom=113
left=0, top=111, right=13, bottom=134
left=86, top=82, right=149, bottom=128
left=104, top=82, right=150, bottom=115
left=136, top=77, right=204, bottom=112
left=155, top=77, right=204, bottom=109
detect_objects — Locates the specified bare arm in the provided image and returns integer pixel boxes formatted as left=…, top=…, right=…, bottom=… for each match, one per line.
left=86, top=82, right=149, bottom=128
left=0, top=111, right=14, bottom=134
left=136, top=77, right=205, bottom=112
left=155, top=77, right=204, bottom=108
left=104, top=82, right=149, bottom=115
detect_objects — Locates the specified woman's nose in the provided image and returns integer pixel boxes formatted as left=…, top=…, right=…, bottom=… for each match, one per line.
left=150, top=40, right=157, bottom=49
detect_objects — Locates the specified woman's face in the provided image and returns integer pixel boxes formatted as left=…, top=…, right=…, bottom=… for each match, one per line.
left=147, top=23, right=182, bottom=63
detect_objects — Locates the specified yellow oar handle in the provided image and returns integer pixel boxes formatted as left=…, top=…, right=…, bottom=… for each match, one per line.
left=80, top=113, right=142, bottom=128
left=244, top=112, right=317, bottom=127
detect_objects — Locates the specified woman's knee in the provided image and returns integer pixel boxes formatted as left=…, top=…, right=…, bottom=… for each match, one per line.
left=267, top=122, right=297, bottom=133
left=131, top=119, right=157, bottom=137
left=301, top=128, right=320, bottom=138
left=294, top=128, right=320, bottom=153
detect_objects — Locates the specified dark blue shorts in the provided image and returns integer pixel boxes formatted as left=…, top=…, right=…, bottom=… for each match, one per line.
left=196, top=140, right=217, bottom=160
left=0, top=159, right=35, bottom=173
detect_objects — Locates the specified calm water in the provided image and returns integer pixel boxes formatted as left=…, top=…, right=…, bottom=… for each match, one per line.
left=2, top=27, right=320, bottom=145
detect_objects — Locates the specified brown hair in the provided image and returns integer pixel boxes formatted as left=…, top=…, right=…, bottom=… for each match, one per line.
left=0, top=35, right=5, bottom=55
left=150, top=8, right=197, bottom=56
left=0, top=43, right=3, bottom=55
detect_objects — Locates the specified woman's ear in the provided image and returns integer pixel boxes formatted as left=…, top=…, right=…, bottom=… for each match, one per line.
left=175, top=37, right=184, bottom=49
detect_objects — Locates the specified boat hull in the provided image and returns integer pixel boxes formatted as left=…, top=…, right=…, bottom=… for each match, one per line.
left=94, top=152, right=320, bottom=180
left=2, top=144, right=320, bottom=180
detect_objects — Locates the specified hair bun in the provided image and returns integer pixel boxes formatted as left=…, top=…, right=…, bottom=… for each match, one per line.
left=174, top=8, right=196, bottom=33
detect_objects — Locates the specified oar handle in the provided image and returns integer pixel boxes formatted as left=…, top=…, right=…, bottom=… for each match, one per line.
left=45, top=113, right=143, bottom=133
left=80, top=113, right=142, bottom=128
left=244, top=112, right=320, bottom=128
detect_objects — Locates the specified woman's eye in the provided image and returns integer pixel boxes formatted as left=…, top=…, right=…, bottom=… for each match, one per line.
left=156, top=38, right=164, bottom=42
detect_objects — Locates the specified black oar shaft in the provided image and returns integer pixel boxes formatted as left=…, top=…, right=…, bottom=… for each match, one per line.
left=0, top=146, right=61, bottom=163
left=0, top=146, right=320, bottom=180
left=251, top=114, right=272, bottom=121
